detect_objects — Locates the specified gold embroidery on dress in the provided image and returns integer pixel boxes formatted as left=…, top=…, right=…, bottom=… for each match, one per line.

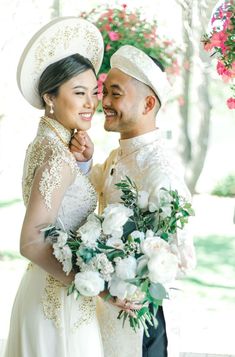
left=72, top=297, right=96, bottom=330
left=41, top=274, right=64, bottom=328
left=22, top=117, right=77, bottom=210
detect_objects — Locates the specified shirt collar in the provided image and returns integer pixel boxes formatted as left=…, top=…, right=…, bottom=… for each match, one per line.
left=119, top=129, right=161, bottom=155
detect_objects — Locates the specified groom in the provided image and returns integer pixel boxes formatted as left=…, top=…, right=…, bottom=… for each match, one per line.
left=71, top=45, right=196, bottom=357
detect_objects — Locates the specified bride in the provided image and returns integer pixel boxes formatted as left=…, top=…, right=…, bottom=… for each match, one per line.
left=4, top=17, right=104, bottom=357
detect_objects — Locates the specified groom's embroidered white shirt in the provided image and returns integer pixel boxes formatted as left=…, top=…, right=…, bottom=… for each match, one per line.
left=89, top=129, right=196, bottom=357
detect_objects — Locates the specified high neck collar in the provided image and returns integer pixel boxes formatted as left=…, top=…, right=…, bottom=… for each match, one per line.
left=41, top=116, right=72, bottom=145
left=119, top=129, right=161, bottom=155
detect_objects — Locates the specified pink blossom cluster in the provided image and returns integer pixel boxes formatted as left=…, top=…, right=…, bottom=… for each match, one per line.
left=202, top=1, right=235, bottom=109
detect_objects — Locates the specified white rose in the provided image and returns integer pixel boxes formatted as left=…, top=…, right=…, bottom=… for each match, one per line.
left=102, top=204, right=133, bottom=239
left=74, top=271, right=104, bottom=296
left=109, top=275, right=137, bottom=300
left=115, top=256, right=137, bottom=280
left=78, top=213, right=101, bottom=248
left=148, top=248, right=178, bottom=286
left=106, top=237, right=124, bottom=250
left=137, top=190, right=149, bottom=210
left=130, top=230, right=145, bottom=241
left=141, top=235, right=169, bottom=258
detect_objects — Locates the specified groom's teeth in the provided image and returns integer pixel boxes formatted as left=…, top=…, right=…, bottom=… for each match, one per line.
left=105, top=111, right=116, bottom=116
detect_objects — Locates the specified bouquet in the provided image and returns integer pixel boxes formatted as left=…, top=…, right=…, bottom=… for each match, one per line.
left=202, top=1, right=235, bottom=109
left=43, top=177, right=194, bottom=336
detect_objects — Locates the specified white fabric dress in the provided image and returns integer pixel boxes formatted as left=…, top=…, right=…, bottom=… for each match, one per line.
left=90, top=129, right=196, bottom=357
left=4, top=117, right=103, bottom=357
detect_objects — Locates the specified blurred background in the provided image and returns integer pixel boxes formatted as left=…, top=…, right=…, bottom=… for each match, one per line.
left=0, top=0, right=234, bottom=356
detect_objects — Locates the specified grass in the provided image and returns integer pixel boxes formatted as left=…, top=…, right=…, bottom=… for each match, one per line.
left=183, top=235, right=235, bottom=308
left=0, top=199, right=22, bottom=208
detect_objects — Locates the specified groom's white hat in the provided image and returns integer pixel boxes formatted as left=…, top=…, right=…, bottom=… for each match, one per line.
left=17, top=17, right=104, bottom=109
left=110, top=45, right=171, bottom=107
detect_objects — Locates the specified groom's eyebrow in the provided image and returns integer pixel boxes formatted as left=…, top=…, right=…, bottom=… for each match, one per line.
left=110, top=84, right=123, bottom=90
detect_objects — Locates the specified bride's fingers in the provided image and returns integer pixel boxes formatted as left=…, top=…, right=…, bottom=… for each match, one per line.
left=70, top=143, right=85, bottom=153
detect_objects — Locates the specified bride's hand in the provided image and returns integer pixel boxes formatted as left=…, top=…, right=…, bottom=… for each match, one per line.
left=70, top=131, right=94, bottom=162
left=109, top=297, right=142, bottom=317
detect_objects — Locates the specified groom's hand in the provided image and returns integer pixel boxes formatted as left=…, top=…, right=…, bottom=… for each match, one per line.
left=70, top=131, right=94, bottom=162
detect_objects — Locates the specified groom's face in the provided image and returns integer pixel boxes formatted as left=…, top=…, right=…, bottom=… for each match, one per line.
left=102, top=68, right=145, bottom=138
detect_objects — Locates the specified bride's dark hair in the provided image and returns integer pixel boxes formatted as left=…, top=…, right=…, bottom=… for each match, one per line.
left=38, top=53, right=96, bottom=107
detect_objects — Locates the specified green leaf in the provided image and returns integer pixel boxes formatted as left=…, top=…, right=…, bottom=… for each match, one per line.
left=149, top=283, right=169, bottom=300
left=137, top=306, right=149, bottom=318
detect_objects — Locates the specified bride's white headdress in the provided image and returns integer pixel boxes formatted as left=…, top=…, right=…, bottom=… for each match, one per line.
left=17, top=17, right=104, bottom=109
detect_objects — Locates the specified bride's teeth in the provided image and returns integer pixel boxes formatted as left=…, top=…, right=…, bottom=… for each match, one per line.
left=81, top=113, right=91, bottom=118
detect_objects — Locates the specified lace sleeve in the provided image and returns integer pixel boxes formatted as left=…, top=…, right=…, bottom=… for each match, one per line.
left=20, top=147, right=76, bottom=285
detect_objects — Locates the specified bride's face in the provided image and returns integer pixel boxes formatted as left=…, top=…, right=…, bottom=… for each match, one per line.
left=51, top=69, right=98, bottom=131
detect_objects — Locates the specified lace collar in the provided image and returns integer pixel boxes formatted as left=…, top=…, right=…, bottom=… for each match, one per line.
left=40, top=116, right=72, bottom=146
left=119, top=129, right=161, bottom=156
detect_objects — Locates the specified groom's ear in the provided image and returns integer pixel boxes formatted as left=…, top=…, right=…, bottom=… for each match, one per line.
left=143, top=95, right=157, bottom=115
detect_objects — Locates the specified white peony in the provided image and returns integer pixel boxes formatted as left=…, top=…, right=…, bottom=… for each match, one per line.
left=141, top=234, right=170, bottom=258
left=115, top=256, right=137, bottom=280
left=109, top=275, right=137, bottom=300
left=102, top=203, right=133, bottom=239
left=78, top=213, right=101, bottom=248
left=137, top=190, right=149, bottom=210
left=74, top=271, right=104, bottom=296
left=148, top=248, right=178, bottom=286
left=106, top=237, right=124, bottom=250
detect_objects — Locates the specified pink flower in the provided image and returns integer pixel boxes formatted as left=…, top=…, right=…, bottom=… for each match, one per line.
left=183, top=60, right=190, bottom=71
left=122, top=4, right=127, bottom=9
left=227, top=97, right=235, bottom=109
left=166, top=60, right=180, bottom=75
left=108, top=31, right=120, bottom=41
left=210, top=31, right=228, bottom=48
left=217, top=61, right=227, bottom=75
left=217, top=61, right=235, bottom=81
left=178, top=96, right=185, bottom=107
left=97, top=73, right=108, bottom=100
left=98, top=73, right=107, bottom=82
left=106, top=43, right=111, bottom=51
left=105, top=24, right=111, bottom=31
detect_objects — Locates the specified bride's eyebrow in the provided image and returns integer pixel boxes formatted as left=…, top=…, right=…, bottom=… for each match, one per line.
left=72, top=85, right=87, bottom=89
left=72, top=85, right=98, bottom=91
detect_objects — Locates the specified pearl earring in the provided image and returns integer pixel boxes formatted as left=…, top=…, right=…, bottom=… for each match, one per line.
left=49, top=103, right=54, bottom=114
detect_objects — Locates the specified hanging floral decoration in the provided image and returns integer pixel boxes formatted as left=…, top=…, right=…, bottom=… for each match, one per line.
left=202, top=1, right=235, bottom=109
left=80, top=4, right=180, bottom=98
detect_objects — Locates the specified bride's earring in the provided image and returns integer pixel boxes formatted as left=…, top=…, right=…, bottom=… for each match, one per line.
left=49, top=103, right=54, bottom=114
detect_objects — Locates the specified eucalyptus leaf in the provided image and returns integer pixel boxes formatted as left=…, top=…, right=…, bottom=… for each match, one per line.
left=149, top=283, right=168, bottom=300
